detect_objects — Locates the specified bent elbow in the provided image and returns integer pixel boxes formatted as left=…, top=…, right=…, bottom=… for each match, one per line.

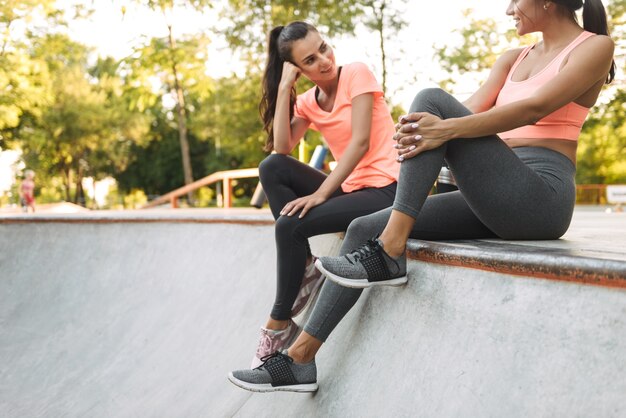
left=273, top=141, right=293, bottom=155
left=274, top=146, right=290, bottom=155
left=356, top=137, right=370, bottom=154
left=524, top=100, right=550, bottom=126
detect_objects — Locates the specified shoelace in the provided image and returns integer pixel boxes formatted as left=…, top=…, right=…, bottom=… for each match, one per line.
left=257, top=351, right=293, bottom=369
left=345, top=238, right=380, bottom=264
left=255, top=330, right=275, bottom=358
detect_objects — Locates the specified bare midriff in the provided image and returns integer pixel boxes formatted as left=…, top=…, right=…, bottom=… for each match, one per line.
left=505, top=137, right=577, bottom=165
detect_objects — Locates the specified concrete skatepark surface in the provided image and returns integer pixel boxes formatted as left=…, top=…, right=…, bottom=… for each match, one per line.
left=1, top=209, right=625, bottom=417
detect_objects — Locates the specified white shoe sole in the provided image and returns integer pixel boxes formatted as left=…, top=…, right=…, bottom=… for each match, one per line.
left=228, top=372, right=318, bottom=393
left=315, top=259, right=407, bottom=289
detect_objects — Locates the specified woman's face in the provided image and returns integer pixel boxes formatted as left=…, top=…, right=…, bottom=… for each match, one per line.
left=506, top=0, right=546, bottom=35
left=289, top=30, right=337, bottom=83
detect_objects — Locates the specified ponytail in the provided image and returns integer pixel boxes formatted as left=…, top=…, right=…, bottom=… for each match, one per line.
left=260, top=26, right=288, bottom=152
left=581, top=0, right=615, bottom=83
left=259, top=21, right=317, bottom=152
left=553, top=0, right=615, bottom=83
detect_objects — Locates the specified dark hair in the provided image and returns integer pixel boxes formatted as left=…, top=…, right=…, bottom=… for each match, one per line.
left=552, top=0, right=615, bottom=83
left=259, top=21, right=317, bottom=152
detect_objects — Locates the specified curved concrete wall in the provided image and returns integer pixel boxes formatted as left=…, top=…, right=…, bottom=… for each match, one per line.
left=0, top=221, right=624, bottom=417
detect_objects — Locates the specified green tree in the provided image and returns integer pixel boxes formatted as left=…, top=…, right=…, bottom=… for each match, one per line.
left=220, top=0, right=364, bottom=66
left=120, top=0, right=215, bottom=202
left=577, top=89, right=626, bottom=184
left=361, top=0, right=407, bottom=95
left=0, top=0, right=60, bottom=53
left=9, top=34, right=149, bottom=204
left=433, top=9, right=536, bottom=92
left=0, top=0, right=59, bottom=135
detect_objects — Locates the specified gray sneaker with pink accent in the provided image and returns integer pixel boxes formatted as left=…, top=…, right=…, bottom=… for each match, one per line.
left=251, top=320, right=300, bottom=369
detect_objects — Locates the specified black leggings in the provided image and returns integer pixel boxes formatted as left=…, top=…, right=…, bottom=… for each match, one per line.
left=259, top=154, right=397, bottom=320
left=303, top=88, right=577, bottom=342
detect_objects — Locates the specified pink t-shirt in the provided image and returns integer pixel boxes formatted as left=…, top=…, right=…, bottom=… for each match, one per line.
left=294, top=62, right=399, bottom=193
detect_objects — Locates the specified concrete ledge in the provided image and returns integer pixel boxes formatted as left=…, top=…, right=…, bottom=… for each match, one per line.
left=407, top=239, right=626, bottom=289
left=3, top=208, right=624, bottom=290
left=0, top=208, right=275, bottom=226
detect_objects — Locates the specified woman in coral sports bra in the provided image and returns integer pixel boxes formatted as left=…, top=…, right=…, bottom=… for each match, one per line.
left=315, top=0, right=615, bottom=285
left=228, top=1, right=615, bottom=392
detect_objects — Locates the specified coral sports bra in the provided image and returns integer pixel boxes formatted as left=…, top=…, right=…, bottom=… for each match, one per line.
left=496, top=31, right=595, bottom=141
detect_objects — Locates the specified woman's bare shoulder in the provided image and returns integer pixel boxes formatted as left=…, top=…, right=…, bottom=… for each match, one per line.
left=498, top=47, right=527, bottom=66
left=567, top=34, right=614, bottom=74
left=576, top=34, right=615, bottom=56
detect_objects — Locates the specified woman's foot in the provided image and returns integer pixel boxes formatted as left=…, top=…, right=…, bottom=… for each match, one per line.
left=251, top=319, right=300, bottom=368
left=229, top=351, right=318, bottom=393
left=291, top=256, right=326, bottom=317
left=315, top=237, right=407, bottom=289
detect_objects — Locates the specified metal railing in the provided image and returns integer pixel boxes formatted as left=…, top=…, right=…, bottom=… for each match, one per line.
left=142, top=169, right=617, bottom=210
left=141, top=168, right=259, bottom=209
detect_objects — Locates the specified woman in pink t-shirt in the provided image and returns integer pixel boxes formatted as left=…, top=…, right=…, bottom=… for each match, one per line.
left=239, top=21, right=399, bottom=372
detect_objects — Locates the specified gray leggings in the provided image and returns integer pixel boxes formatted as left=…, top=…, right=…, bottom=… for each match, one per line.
left=303, top=88, right=576, bottom=342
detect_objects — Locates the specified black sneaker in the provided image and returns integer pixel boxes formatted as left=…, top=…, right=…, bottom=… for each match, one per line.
left=228, top=351, right=318, bottom=393
left=315, top=238, right=407, bottom=289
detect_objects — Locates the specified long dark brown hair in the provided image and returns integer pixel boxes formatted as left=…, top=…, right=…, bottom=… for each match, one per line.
left=259, top=21, right=317, bottom=152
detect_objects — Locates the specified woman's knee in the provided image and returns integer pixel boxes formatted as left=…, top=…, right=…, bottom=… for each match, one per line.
left=275, top=214, right=300, bottom=243
left=259, top=153, right=289, bottom=180
left=345, top=214, right=385, bottom=243
left=409, top=87, right=449, bottom=113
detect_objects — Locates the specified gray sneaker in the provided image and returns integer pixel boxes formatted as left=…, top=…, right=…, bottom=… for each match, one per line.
left=229, top=351, right=318, bottom=393
left=315, top=238, right=407, bottom=289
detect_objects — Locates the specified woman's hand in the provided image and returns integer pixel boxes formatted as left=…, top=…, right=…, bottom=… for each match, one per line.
left=280, top=193, right=327, bottom=219
left=279, top=61, right=301, bottom=90
left=393, top=113, right=453, bottom=161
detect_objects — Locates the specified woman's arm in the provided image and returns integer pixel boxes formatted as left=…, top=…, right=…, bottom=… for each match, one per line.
left=281, top=93, right=374, bottom=218
left=397, top=35, right=614, bottom=158
left=451, top=35, right=614, bottom=139
left=273, top=62, right=311, bottom=154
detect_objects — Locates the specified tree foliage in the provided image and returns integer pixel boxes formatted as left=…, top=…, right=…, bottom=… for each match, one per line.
left=433, top=9, right=537, bottom=92
left=577, top=89, right=626, bottom=184
left=220, top=0, right=364, bottom=66
left=2, top=31, right=150, bottom=204
left=120, top=0, right=215, bottom=199
left=361, top=0, right=407, bottom=95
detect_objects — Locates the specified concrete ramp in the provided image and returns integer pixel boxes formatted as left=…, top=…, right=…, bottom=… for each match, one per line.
left=1, top=212, right=625, bottom=417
